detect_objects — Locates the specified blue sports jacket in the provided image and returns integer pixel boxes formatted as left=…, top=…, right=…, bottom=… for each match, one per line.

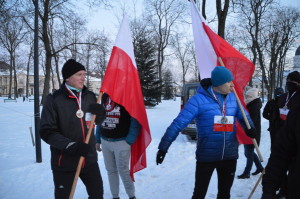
left=158, top=84, right=253, bottom=162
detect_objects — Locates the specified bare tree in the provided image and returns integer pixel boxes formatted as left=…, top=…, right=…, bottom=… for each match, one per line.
left=145, top=0, right=187, bottom=101
left=0, top=7, right=27, bottom=98
left=216, top=0, right=230, bottom=38
left=171, top=33, right=193, bottom=84
left=234, top=0, right=300, bottom=100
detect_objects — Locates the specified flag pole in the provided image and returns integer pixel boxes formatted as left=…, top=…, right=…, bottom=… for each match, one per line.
left=218, top=57, right=263, bottom=162
left=69, top=91, right=103, bottom=199
left=248, top=170, right=265, bottom=199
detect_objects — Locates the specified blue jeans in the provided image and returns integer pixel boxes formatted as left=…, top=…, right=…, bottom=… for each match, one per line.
left=242, top=144, right=263, bottom=175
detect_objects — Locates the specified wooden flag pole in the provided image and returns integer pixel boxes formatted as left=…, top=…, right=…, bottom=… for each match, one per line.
left=218, top=57, right=263, bottom=162
left=248, top=170, right=265, bottom=199
left=69, top=92, right=103, bottom=199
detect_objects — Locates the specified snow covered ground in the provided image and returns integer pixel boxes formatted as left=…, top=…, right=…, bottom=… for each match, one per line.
left=0, top=97, right=270, bottom=199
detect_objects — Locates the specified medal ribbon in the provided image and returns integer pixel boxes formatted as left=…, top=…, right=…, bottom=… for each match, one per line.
left=284, top=91, right=297, bottom=108
left=65, top=84, right=82, bottom=112
left=211, top=87, right=227, bottom=117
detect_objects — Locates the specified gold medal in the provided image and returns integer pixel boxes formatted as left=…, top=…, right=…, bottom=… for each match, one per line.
left=76, top=109, right=84, bottom=118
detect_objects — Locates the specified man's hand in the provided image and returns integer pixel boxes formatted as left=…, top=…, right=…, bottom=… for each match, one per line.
left=64, top=142, right=91, bottom=157
left=245, top=128, right=256, bottom=138
left=156, top=150, right=166, bottom=165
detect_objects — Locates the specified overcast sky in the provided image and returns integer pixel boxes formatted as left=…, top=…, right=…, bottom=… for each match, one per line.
left=82, top=0, right=299, bottom=35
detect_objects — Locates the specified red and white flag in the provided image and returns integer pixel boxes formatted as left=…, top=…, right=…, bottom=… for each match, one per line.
left=100, top=15, right=152, bottom=180
left=190, top=1, right=255, bottom=144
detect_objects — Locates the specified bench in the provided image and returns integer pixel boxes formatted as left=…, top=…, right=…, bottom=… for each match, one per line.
left=4, top=99, right=17, bottom=103
left=29, top=99, right=34, bottom=102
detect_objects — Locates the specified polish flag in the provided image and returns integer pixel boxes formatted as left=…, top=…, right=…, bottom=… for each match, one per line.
left=100, top=15, right=152, bottom=180
left=190, top=1, right=254, bottom=144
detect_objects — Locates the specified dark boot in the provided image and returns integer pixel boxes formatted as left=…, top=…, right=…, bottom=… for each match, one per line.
left=129, top=197, right=136, bottom=199
left=252, top=168, right=264, bottom=175
left=237, top=173, right=250, bottom=179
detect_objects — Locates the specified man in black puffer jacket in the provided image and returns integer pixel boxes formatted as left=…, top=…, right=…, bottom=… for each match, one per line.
left=40, top=59, right=106, bottom=199
left=262, top=103, right=300, bottom=199
left=262, top=71, right=300, bottom=199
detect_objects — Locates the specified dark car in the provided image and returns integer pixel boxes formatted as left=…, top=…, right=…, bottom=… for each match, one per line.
left=180, top=82, right=199, bottom=140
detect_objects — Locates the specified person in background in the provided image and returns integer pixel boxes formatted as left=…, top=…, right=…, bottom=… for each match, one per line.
left=95, top=93, right=140, bottom=199
left=261, top=101, right=300, bottom=199
left=263, top=87, right=284, bottom=150
left=265, top=71, right=300, bottom=198
left=238, top=88, right=264, bottom=179
left=156, top=66, right=256, bottom=199
left=39, top=59, right=106, bottom=199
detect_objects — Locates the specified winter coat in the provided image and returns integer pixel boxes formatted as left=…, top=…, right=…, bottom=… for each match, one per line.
left=246, top=98, right=262, bottom=145
left=158, top=80, right=253, bottom=162
left=262, top=103, right=300, bottom=198
left=39, top=84, right=98, bottom=172
left=263, top=97, right=280, bottom=134
left=263, top=91, right=300, bottom=139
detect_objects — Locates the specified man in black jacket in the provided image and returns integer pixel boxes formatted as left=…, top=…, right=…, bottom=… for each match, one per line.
left=262, top=71, right=300, bottom=199
left=40, top=59, right=106, bottom=199
left=263, top=87, right=284, bottom=150
left=261, top=103, right=300, bottom=199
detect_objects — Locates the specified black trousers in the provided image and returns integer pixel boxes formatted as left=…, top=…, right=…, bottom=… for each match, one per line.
left=192, top=160, right=237, bottom=199
left=53, top=162, right=103, bottom=199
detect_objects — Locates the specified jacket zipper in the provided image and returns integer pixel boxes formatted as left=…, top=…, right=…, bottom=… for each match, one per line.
left=80, top=117, right=86, bottom=168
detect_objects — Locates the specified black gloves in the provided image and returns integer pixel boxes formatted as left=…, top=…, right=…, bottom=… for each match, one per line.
left=245, top=127, right=256, bottom=138
left=87, top=103, right=106, bottom=124
left=64, top=142, right=91, bottom=157
left=156, top=150, right=166, bottom=165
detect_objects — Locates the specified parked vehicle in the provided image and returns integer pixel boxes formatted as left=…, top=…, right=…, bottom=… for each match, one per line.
left=180, top=82, right=199, bottom=140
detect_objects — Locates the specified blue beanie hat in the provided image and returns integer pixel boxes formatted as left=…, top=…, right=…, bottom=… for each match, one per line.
left=211, top=66, right=234, bottom=87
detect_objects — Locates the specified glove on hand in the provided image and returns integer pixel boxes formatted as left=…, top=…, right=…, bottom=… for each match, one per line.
left=156, top=150, right=166, bottom=165
left=87, top=103, right=106, bottom=124
left=65, top=142, right=91, bottom=157
left=245, top=128, right=256, bottom=138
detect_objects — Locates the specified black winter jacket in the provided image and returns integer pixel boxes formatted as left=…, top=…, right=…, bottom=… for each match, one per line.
left=39, top=84, right=98, bottom=172
left=263, top=92, right=300, bottom=138
left=262, top=103, right=300, bottom=198
left=247, top=98, right=262, bottom=145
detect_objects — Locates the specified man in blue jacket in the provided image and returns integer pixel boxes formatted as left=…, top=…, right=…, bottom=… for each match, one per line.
left=156, top=66, right=256, bottom=199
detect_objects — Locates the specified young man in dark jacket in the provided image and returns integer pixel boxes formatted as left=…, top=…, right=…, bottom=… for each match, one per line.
left=262, top=102, right=300, bottom=199
left=264, top=71, right=300, bottom=198
left=156, top=66, right=256, bottom=199
left=263, top=87, right=284, bottom=150
left=40, top=59, right=106, bottom=199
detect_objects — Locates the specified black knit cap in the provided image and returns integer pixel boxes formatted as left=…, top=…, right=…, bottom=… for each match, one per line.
left=62, top=59, right=86, bottom=80
left=287, top=71, right=300, bottom=84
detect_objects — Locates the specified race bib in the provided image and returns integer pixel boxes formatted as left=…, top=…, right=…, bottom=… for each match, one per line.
left=213, top=116, right=234, bottom=132
left=279, top=108, right=289, bottom=120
